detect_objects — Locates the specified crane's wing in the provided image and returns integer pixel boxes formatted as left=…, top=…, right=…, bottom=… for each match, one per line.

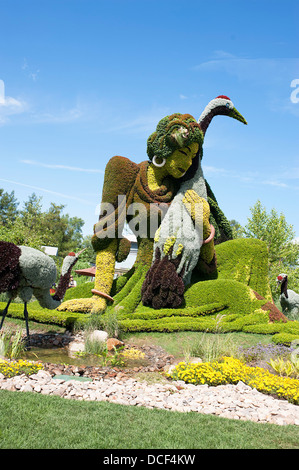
left=18, top=246, right=57, bottom=289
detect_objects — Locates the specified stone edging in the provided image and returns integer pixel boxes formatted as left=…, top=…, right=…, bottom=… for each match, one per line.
left=0, top=369, right=299, bottom=426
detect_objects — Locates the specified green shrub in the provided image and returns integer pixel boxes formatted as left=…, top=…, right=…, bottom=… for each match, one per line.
left=242, top=323, right=285, bottom=334
left=0, top=301, right=90, bottom=330
left=63, top=282, right=94, bottom=301
left=215, top=238, right=272, bottom=301
left=272, top=332, right=299, bottom=347
left=184, top=279, right=264, bottom=316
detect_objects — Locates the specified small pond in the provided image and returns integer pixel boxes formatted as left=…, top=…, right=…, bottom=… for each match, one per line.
left=22, top=346, right=149, bottom=369
left=23, top=347, right=102, bottom=366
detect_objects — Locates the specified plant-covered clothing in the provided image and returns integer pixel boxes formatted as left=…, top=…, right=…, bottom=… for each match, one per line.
left=91, top=155, right=232, bottom=263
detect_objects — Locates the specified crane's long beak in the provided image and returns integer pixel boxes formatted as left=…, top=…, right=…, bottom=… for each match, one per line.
left=229, top=107, right=247, bottom=125
left=76, top=248, right=87, bottom=256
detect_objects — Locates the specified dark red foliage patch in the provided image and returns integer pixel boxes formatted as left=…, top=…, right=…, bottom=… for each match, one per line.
left=141, top=247, right=185, bottom=309
left=252, top=290, right=287, bottom=323
left=0, top=241, right=21, bottom=294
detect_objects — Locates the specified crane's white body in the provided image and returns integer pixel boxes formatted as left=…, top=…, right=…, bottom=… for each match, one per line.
left=0, top=243, right=82, bottom=344
left=280, top=289, right=299, bottom=318
left=8, top=246, right=78, bottom=309
left=19, top=246, right=57, bottom=290
left=153, top=161, right=207, bottom=285
left=277, top=273, right=299, bottom=321
left=7, top=246, right=59, bottom=308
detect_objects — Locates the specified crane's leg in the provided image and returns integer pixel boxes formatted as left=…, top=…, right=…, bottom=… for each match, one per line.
left=0, top=298, right=12, bottom=331
left=23, top=302, right=31, bottom=349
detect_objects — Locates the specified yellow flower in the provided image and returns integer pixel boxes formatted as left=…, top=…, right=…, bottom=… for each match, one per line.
left=169, top=356, right=299, bottom=404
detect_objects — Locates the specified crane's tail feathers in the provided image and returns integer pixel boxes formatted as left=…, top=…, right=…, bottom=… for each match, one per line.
left=0, top=241, right=21, bottom=293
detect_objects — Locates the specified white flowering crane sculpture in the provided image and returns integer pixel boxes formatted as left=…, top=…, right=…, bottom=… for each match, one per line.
left=0, top=241, right=84, bottom=345
left=277, top=273, right=299, bottom=320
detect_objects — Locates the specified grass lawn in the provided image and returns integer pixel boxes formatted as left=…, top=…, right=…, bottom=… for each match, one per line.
left=0, top=316, right=66, bottom=335
left=124, top=330, right=274, bottom=361
left=0, top=389, right=299, bottom=449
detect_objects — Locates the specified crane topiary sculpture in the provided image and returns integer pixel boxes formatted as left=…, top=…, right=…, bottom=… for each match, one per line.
left=277, top=273, right=299, bottom=320
left=0, top=241, right=85, bottom=345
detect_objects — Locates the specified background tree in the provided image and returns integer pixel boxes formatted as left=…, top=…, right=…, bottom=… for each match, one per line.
left=0, top=216, right=45, bottom=249
left=66, top=235, right=97, bottom=286
left=39, top=203, right=85, bottom=256
left=0, top=189, right=87, bottom=257
left=0, top=189, right=19, bottom=225
left=229, top=219, right=244, bottom=239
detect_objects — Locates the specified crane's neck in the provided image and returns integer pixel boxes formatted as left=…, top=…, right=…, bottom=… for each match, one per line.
left=281, top=277, right=288, bottom=299
left=52, top=266, right=73, bottom=302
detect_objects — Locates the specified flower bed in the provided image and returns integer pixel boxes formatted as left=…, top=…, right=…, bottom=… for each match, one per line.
left=0, top=359, right=43, bottom=378
left=168, top=356, right=299, bottom=405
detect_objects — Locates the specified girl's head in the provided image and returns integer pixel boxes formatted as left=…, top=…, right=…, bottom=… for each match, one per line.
left=147, top=113, right=204, bottom=179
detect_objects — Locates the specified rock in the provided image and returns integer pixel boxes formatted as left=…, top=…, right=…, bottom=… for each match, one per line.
left=21, top=383, right=33, bottom=393
left=87, top=330, right=108, bottom=344
left=106, top=338, right=124, bottom=351
left=189, top=357, right=203, bottom=364
left=68, top=341, right=85, bottom=354
left=164, top=364, right=177, bottom=374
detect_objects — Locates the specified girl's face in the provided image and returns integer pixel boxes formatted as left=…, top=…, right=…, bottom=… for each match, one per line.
left=164, top=142, right=199, bottom=179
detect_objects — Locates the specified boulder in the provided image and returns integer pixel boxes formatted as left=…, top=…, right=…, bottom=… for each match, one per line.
left=106, top=338, right=124, bottom=351
left=68, top=341, right=85, bottom=355
left=87, top=330, right=108, bottom=344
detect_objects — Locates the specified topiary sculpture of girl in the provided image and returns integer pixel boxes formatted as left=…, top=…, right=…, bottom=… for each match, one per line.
left=58, top=96, right=287, bottom=329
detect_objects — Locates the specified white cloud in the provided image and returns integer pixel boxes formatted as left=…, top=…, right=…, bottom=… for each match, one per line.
left=0, top=79, right=85, bottom=126
left=193, top=53, right=299, bottom=84
left=211, top=50, right=237, bottom=60
left=281, top=167, right=299, bottom=180
left=0, top=178, right=93, bottom=205
left=22, top=58, right=40, bottom=82
left=101, top=109, right=170, bottom=135
left=203, top=165, right=256, bottom=182
left=262, top=180, right=289, bottom=188
left=203, top=165, right=231, bottom=176
left=0, top=80, right=28, bottom=124
left=30, top=105, right=83, bottom=124
left=202, top=164, right=299, bottom=190
left=20, top=159, right=104, bottom=174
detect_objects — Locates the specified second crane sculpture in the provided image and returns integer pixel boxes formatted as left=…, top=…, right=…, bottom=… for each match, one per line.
left=0, top=241, right=84, bottom=346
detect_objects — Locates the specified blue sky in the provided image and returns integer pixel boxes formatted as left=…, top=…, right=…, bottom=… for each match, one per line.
left=0, top=0, right=298, bottom=241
